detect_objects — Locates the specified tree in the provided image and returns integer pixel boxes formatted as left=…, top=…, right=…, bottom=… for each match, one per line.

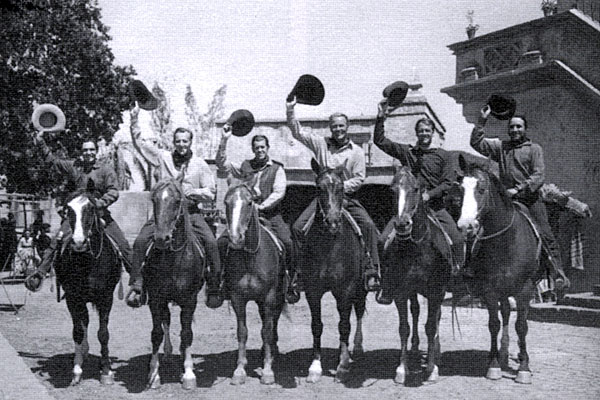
left=185, top=84, right=227, bottom=159
left=149, top=81, right=173, bottom=151
left=0, top=0, right=136, bottom=196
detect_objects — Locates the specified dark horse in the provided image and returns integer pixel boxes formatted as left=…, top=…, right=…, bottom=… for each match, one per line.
left=452, top=155, right=541, bottom=384
left=223, top=178, right=285, bottom=385
left=143, top=175, right=205, bottom=390
left=299, top=159, right=366, bottom=383
left=380, top=167, right=450, bottom=384
left=56, top=182, right=121, bottom=385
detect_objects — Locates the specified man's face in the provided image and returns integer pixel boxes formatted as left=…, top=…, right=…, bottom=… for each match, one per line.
left=416, top=123, right=433, bottom=147
left=174, top=131, right=192, bottom=155
left=508, top=117, right=526, bottom=142
left=81, top=142, right=97, bottom=164
left=252, top=139, right=269, bottom=161
left=330, top=116, right=349, bottom=144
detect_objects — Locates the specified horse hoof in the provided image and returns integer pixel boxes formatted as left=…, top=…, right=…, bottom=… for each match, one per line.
left=231, top=370, right=246, bottom=386
left=306, top=371, right=321, bottom=383
left=427, top=365, right=439, bottom=382
left=101, top=371, right=115, bottom=385
left=394, top=367, right=406, bottom=385
left=70, top=375, right=82, bottom=386
left=260, top=372, right=275, bottom=385
left=515, top=370, right=532, bottom=384
left=486, top=367, right=502, bottom=380
left=334, top=367, right=350, bottom=383
left=182, top=377, right=196, bottom=390
left=352, top=346, right=364, bottom=359
left=147, top=374, right=161, bottom=390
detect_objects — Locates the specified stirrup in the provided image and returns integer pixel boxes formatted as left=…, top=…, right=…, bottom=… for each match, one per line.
left=24, top=271, right=45, bottom=293
left=363, top=270, right=381, bottom=292
left=284, top=270, right=300, bottom=304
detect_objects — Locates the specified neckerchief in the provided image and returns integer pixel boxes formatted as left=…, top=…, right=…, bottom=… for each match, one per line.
left=249, top=157, right=269, bottom=171
left=172, top=149, right=193, bottom=170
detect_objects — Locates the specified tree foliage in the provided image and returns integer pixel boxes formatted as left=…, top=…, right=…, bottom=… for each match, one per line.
left=184, top=84, right=227, bottom=159
left=149, top=82, right=173, bottom=151
left=0, top=0, right=136, bottom=195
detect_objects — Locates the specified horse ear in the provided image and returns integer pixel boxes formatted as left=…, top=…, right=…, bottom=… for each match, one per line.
left=310, top=158, right=321, bottom=175
left=458, top=154, right=468, bottom=175
left=86, top=178, right=96, bottom=192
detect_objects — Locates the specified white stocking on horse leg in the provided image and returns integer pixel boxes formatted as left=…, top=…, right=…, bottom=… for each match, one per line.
left=71, top=343, right=84, bottom=385
left=148, top=352, right=161, bottom=389
left=181, top=346, right=195, bottom=390
left=307, top=359, right=322, bottom=383
left=395, top=363, right=407, bottom=384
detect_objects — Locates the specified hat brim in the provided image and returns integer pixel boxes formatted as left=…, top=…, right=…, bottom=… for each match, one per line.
left=32, top=104, right=66, bottom=132
left=487, top=94, right=516, bottom=120
left=383, top=81, right=409, bottom=108
left=288, top=75, right=325, bottom=106
left=129, top=80, right=159, bottom=111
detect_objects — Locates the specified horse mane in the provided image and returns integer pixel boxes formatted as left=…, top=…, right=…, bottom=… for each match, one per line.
left=469, top=164, right=513, bottom=209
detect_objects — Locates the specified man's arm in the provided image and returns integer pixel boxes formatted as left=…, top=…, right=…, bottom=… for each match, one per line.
left=427, top=151, right=455, bottom=200
left=96, top=168, right=120, bottom=208
left=286, top=98, right=327, bottom=155
left=215, top=126, right=245, bottom=178
left=470, top=105, right=502, bottom=160
left=258, top=166, right=286, bottom=210
left=34, top=132, right=74, bottom=175
left=373, top=100, right=411, bottom=163
left=343, top=146, right=366, bottom=195
left=515, top=144, right=545, bottom=194
left=129, top=105, right=160, bottom=168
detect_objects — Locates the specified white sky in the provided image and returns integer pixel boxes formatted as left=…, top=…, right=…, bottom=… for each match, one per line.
left=100, top=0, right=543, bottom=151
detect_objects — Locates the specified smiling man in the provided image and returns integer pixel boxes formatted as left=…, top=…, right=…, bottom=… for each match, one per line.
left=373, top=99, right=465, bottom=304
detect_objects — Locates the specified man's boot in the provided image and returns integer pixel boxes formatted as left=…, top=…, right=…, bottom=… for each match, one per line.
left=285, top=260, right=300, bottom=304
left=25, top=237, right=59, bottom=292
left=205, top=264, right=224, bottom=309
left=375, top=265, right=393, bottom=305
left=364, top=260, right=381, bottom=292
left=125, top=275, right=146, bottom=308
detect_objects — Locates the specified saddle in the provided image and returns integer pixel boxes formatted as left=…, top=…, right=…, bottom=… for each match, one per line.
left=299, top=207, right=363, bottom=240
left=259, top=218, right=285, bottom=256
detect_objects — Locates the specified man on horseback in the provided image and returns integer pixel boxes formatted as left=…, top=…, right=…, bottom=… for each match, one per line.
left=126, top=105, right=222, bottom=308
left=470, top=106, right=570, bottom=291
left=286, top=97, right=381, bottom=292
left=25, top=132, right=132, bottom=292
left=216, top=129, right=298, bottom=303
left=373, top=100, right=465, bottom=305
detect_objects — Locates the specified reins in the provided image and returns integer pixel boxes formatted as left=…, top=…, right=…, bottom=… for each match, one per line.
left=475, top=209, right=516, bottom=241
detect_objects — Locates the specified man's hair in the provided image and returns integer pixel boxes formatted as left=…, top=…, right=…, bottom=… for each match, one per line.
left=510, top=115, right=528, bottom=129
left=173, top=127, right=194, bottom=141
left=251, top=135, right=270, bottom=148
left=414, top=118, right=435, bottom=132
left=81, top=139, right=97, bottom=150
left=329, top=112, right=349, bottom=125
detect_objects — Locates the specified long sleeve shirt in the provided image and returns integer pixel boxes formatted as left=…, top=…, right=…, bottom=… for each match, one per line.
left=373, top=116, right=455, bottom=204
left=470, top=124, right=544, bottom=196
left=287, top=108, right=365, bottom=194
left=154, top=150, right=215, bottom=203
left=216, top=138, right=286, bottom=210
left=38, top=139, right=119, bottom=208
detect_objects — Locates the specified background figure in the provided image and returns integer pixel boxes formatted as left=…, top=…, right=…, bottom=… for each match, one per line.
left=16, top=230, right=39, bottom=275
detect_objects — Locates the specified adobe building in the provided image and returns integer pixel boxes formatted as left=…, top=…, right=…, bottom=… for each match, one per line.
left=441, top=0, right=600, bottom=292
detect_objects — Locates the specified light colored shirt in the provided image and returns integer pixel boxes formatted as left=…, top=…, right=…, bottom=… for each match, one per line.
left=287, top=109, right=365, bottom=194
left=216, top=138, right=286, bottom=210
left=153, top=150, right=215, bottom=203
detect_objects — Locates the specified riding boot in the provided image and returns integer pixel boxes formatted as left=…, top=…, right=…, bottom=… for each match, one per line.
left=205, top=264, right=225, bottom=309
left=125, top=251, right=146, bottom=308
left=25, top=232, right=62, bottom=292
left=375, top=266, right=393, bottom=305
left=363, top=256, right=381, bottom=292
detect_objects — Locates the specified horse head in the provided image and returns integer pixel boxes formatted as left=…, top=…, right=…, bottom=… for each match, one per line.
left=151, top=174, right=186, bottom=250
left=65, top=178, right=101, bottom=253
left=455, top=154, right=508, bottom=240
left=311, top=158, right=345, bottom=234
left=390, top=166, right=422, bottom=236
left=224, top=174, right=259, bottom=249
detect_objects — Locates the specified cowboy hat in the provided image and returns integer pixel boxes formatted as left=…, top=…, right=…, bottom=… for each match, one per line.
left=487, top=94, right=516, bottom=120
left=382, top=81, right=409, bottom=108
left=226, top=109, right=255, bottom=137
left=129, top=80, right=158, bottom=110
left=32, top=104, right=66, bottom=132
left=287, top=74, right=325, bottom=106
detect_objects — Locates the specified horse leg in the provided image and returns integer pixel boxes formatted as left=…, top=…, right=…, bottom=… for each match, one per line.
left=425, top=295, right=443, bottom=382
left=180, top=302, right=197, bottom=390
left=410, top=293, right=420, bottom=353
left=231, top=296, right=248, bottom=385
left=147, top=299, right=165, bottom=389
left=514, top=283, right=534, bottom=384
left=66, top=296, right=88, bottom=386
left=394, top=297, right=410, bottom=385
left=484, top=293, right=502, bottom=380
left=162, top=309, right=173, bottom=357
left=97, top=297, right=115, bottom=385
left=499, top=298, right=511, bottom=371
left=334, top=295, right=352, bottom=383
left=352, top=294, right=366, bottom=358
left=306, top=291, right=324, bottom=383
left=258, top=295, right=276, bottom=385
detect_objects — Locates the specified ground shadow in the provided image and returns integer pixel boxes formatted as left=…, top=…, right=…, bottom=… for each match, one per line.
left=439, top=350, right=489, bottom=377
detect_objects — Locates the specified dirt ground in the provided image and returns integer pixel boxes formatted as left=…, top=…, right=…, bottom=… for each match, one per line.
left=0, top=276, right=599, bottom=400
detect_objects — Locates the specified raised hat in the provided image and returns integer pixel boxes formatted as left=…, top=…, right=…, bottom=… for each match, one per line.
left=129, top=80, right=158, bottom=111
left=383, top=81, right=409, bottom=108
left=31, top=104, right=66, bottom=132
left=487, top=94, right=516, bottom=120
left=287, top=74, right=325, bottom=106
left=226, top=109, right=255, bottom=137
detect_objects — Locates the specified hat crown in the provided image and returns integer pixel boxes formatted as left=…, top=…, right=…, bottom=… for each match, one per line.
left=288, top=74, right=325, bottom=106
left=227, top=109, right=255, bottom=137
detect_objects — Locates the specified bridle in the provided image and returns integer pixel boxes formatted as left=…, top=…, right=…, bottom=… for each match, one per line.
left=154, top=182, right=188, bottom=253
left=226, top=185, right=261, bottom=254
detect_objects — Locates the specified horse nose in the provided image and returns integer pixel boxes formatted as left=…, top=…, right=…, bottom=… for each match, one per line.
left=458, top=220, right=479, bottom=238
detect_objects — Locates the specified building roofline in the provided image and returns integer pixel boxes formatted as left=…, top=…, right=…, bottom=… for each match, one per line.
left=447, top=9, right=600, bottom=54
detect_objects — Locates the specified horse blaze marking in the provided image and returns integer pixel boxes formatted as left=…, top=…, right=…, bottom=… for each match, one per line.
left=459, top=177, right=478, bottom=227
left=398, top=188, right=406, bottom=218
left=161, top=188, right=170, bottom=201
left=230, top=193, right=243, bottom=237
left=68, top=195, right=90, bottom=245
